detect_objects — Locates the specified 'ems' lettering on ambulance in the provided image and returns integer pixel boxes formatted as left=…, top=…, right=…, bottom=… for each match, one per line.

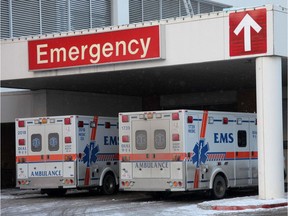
left=31, top=170, right=61, bottom=177
left=104, top=136, right=119, bottom=145
left=214, top=133, right=234, bottom=143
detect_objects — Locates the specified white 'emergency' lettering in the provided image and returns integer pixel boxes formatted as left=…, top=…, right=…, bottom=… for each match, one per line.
left=36, top=37, right=152, bottom=65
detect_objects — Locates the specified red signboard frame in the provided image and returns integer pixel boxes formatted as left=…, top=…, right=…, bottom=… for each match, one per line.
left=229, top=8, right=267, bottom=57
left=28, top=25, right=162, bottom=71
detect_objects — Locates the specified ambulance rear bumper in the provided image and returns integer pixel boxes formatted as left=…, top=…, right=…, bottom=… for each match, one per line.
left=17, top=177, right=77, bottom=189
left=120, top=178, right=186, bottom=192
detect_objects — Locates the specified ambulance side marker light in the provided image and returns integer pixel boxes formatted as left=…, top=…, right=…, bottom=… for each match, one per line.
left=65, top=137, right=72, bottom=143
left=18, top=121, right=25, bottom=127
left=105, top=122, right=111, bottom=128
left=42, top=118, right=47, bottom=124
left=172, top=134, right=180, bottom=141
left=78, top=121, right=84, bottom=127
left=122, top=115, right=129, bottom=122
left=237, top=118, right=242, bottom=125
left=19, top=139, right=25, bottom=145
left=64, top=118, right=71, bottom=125
left=156, top=113, right=162, bottom=119
left=187, top=116, right=193, bottom=123
left=223, top=117, right=228, bottom=124
left=122, top=135, right=129, bottom=143
left=172, top=113, right=179, bottom=120
left=147, top=112, right=153, bottom=119
left=208, top=117, right=214, bottom=124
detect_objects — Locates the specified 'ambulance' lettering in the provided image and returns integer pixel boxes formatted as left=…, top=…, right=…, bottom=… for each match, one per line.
left=135, top=162, right=168, bottom=169
left=31, top=170, right=61, bottom=177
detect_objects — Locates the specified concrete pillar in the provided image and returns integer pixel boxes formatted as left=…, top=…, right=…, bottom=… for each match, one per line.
left=256, top=56, right=284, bottom=199
left=111, top=0, right=129, bottom=25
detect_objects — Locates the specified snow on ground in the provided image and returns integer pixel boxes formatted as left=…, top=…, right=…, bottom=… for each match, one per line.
left=199, top=192, right=288, bottom=209
left=1, top=189, right=287, bottom=216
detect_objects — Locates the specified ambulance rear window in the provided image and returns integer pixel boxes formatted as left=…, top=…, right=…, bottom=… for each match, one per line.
left=238, top=130, right=247, bottom=147
left=48, top=133, right=59, bottom=151
left=31, top=134, right=42, bottom=152
left=135, top=130, right=147, bottom=150
left=154, top=130, right=166, bottom=149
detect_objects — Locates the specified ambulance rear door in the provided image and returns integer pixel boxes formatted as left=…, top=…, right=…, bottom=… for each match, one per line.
left=132, top=116, right=170, bottom=179
left=27, top=120, right=63, bottom=186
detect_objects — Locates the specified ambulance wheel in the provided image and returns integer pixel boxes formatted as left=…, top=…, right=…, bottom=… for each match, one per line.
left=102, top=173, right=116, bottom=195
left=212, top=175, right=227, bottom=199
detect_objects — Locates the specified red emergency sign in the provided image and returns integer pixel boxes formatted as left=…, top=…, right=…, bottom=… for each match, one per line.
left=229, top=8, right=267, bottom=57
left=28, top=25, right=162, bottom=71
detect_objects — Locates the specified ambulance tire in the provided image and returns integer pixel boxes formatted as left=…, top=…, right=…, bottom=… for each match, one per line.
left=102, top=173, right=116, bottom=195
left=212, top=175, right=227, bottom=199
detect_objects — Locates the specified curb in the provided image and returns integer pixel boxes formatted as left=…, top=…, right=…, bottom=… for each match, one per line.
left=210, top=202, right=288, bottom=210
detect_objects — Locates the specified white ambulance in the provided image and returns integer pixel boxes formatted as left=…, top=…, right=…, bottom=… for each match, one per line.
left=16, top=115, right=119, bottom=196
left=119, top=110, right=258, bottom=199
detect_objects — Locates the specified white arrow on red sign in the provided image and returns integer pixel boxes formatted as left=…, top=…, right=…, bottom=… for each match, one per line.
left=233, top=14, right=262, bottom=52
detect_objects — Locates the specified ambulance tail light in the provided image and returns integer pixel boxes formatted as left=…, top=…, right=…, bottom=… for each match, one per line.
left=223, top=117, right=229, bottom=124
left=65, top=137, right=72, bottom=143
left=122, top=135, right=129, bottom=143
left=122, top=115, right=129, bottom=122
left=172, top=134, right=180, bottom=141
left=19, top=139, right=25, bottom=146
left=172, top=112, right=179, bottom=120
left=172, top=154, right=181, bottom=161
left=18, top=120, right=25, bottom=127
left=18, top=157, right=26, bottom=163
left=18, top=180, right=30, bottom=185
left=121, top=181, right=134, bottom=187
left=78, top=121, right=84, bottom=128
left=178, top=181, right=183, bottom=187
left=122, top=155, right=130, bottom=162
left=65, top=155, right=73, bottom=161
left=64, top=117, right=71, bottom=125
left=187, top=116, right=193, bottom=123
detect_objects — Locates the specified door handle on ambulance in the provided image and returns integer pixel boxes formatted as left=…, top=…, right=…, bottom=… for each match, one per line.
left=47, top=155, right=50, bottom=160
left=146, top=154, right=149, bottom=159
left=153, top=154, right=156, bottom=159
left=41, top=155, right=44, bottom=160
